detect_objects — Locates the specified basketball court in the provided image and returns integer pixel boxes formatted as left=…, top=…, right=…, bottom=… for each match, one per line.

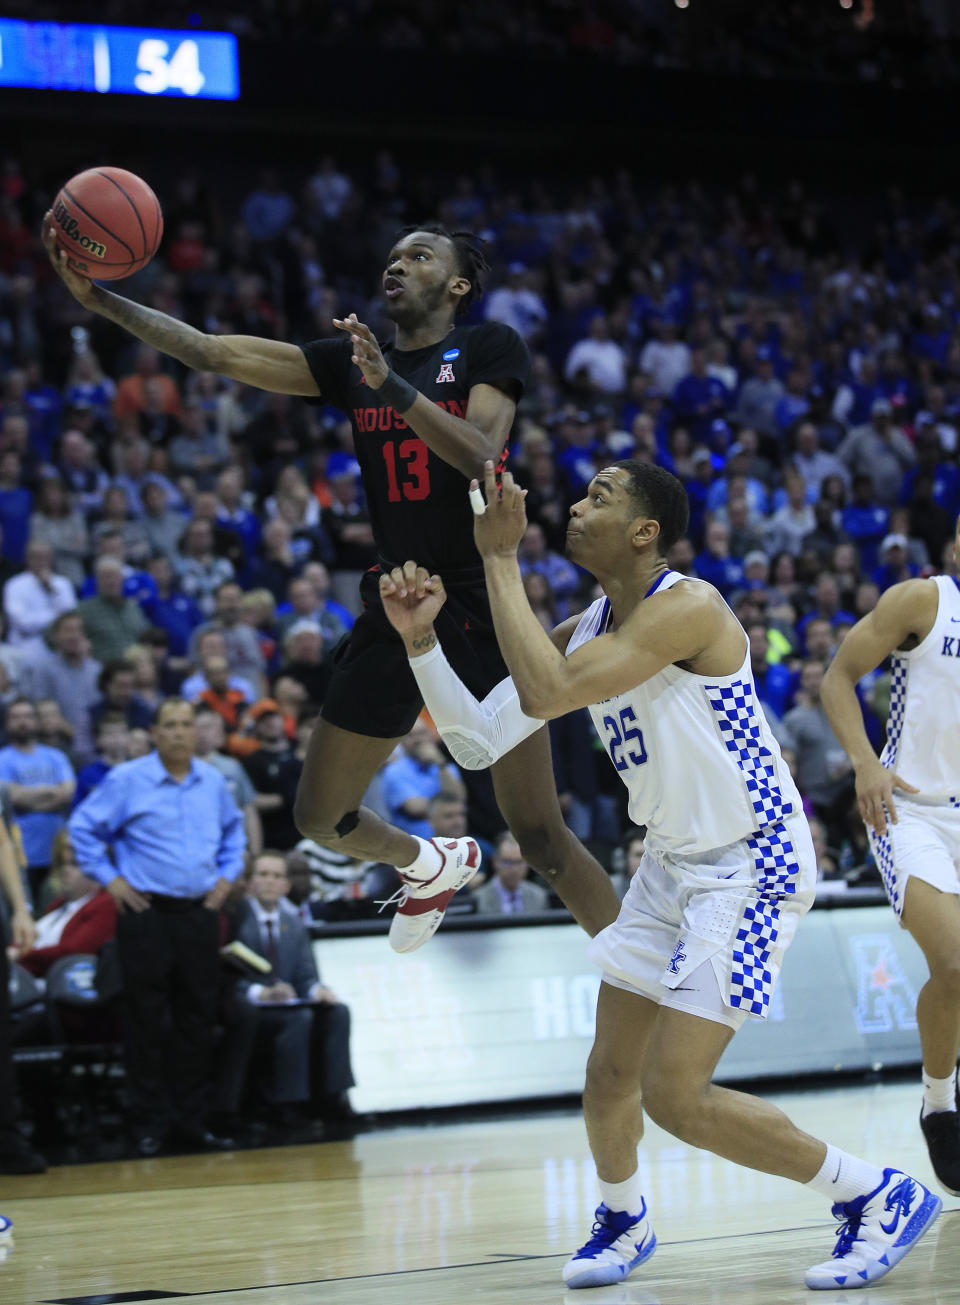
left=1, top=1078, right=956, bottom=1304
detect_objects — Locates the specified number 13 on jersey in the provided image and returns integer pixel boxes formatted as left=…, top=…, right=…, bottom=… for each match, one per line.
left=383, top=439, right=431, bottom=502
left=603, top=705, right=648, bottom=772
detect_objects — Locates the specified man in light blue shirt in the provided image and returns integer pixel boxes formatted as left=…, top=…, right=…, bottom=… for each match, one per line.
left=0, top=698, right=75, bottom=900
left=70, top=697, right=245, bottom=1156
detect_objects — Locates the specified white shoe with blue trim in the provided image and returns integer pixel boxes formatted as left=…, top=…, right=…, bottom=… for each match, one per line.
left=0, top=1215, right=11, bottom=1242
left=805, top=1167, right=940, bottom=1290
left=562, top=1200, right=657, bottom=1289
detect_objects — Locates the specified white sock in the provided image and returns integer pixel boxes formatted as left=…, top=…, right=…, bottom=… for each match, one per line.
left=922, top=1065, right=958, bottom=1116
left=806, top=1144, right=887, bottom=1205
left=397, top=835, right=442, bottom=883
left=598, top=1169, right=645, bottom=1216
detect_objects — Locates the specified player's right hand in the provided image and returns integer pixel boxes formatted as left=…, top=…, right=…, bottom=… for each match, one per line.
left=41, top=211, right=98, bottom=307
left=379, top=562, right=447, bottom=635
left=855, top=756, right=919, bottom=837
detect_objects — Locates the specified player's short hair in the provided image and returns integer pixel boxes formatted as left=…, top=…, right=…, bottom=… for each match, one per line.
left=613, top=460, right=690, bottom=555
left=395, top=222, right=490, bottom=315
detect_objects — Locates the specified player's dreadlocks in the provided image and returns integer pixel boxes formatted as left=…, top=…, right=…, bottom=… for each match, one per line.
left=395, top=222, right=490, bottom=316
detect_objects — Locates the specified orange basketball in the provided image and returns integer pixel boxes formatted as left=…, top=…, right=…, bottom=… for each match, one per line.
left=52, top=167, right=163, bottom=281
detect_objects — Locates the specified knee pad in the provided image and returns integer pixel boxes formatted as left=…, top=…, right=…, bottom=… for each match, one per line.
left=334, top=809, right=360, bottom=839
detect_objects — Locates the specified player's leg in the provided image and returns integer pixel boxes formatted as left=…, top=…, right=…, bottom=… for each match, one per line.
left=640, top=994, right=939, bottom=1290
left=902, top=878, right=960, bottom=1077
left=490, top=727, right=622, bottom=938
left=901, top=876, right=960, bottom=1195
left=294, top=718, right=416, bottom=865
left=563, top=981, right=661, bottom=1289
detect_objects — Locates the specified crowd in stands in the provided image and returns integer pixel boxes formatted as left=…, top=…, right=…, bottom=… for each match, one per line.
left=9, top=1, right=956, bottom=87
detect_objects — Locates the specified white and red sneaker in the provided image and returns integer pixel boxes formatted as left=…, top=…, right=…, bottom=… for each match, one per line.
left=382, top=837, right=482, bottom=953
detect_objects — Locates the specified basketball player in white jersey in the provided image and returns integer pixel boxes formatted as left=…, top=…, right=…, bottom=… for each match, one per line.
left=823, top=520, right=960, bottom=1200
left=379, top=460, right=939, bottom=1291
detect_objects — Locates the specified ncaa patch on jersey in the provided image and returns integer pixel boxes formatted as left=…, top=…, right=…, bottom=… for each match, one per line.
left=442, top=348, right=461, bottom=361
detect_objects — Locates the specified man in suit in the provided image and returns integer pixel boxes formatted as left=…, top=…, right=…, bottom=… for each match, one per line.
left=474, top=832, right=549, bottom=915
left=236, top=850, right=354, bottom=1121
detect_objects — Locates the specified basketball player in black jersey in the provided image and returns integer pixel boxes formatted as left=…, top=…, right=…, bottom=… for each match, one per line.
left=43, top=216, right=620, bottom=950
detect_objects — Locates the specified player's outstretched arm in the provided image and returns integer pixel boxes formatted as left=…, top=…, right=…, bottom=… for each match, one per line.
left=821, top=579, right=933, bottom=835
left=42, top=213, right=319, bottom=396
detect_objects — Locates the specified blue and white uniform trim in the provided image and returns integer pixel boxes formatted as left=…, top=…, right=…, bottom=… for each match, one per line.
left=704, top=679, right=792, bottom=827
left=883, top=657, right=909, bottom=772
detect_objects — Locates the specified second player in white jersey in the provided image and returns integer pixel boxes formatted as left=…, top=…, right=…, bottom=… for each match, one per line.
left=879, top=574, right=960, bottom=799
left=824, top=551, right=960, bottom=1199
left=567, top=573, right=803, bottom=859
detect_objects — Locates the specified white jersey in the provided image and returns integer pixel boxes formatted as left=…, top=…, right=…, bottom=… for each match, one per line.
left=881, top=574, right=960, bottom=801
left=566, top=571, right=803, bottom=858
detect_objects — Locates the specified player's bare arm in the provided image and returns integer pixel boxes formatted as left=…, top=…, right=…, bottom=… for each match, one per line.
left=474, top=463, right=725, bottom=719
left=42, top=212, right=319, bottom=395
left=334, top=312, right=515, bottom=480
left=821, top=578, right=935, bottom=835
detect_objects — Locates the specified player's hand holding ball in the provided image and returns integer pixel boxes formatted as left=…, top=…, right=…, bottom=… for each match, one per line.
left=472, top=460, right=528, bottom=559
left=42, top=165, right=163, bottom=307
left=380, top=561, right=447, bottom=636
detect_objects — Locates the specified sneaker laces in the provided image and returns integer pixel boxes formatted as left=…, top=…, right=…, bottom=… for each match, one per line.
left=575, top=1208, right=640, bottom=1260
left=375, top=885, right=410, bottom=914
left=830, top=1210, right=864, bottom=1261
left=883, top=1176, right=917, bottom=1221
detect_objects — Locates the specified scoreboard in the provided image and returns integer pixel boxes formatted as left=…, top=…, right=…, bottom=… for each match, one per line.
left=0, top=19, right=239, bottom=100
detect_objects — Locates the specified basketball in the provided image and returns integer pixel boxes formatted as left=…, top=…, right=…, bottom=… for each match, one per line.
left=51, top=166, right=163, bottom=281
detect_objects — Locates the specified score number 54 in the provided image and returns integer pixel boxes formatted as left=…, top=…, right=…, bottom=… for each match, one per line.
left=135, top=39, right=205, bottom=96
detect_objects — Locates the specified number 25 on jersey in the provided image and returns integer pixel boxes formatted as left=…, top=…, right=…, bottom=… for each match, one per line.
left=603, top=705, right=648, bottom=772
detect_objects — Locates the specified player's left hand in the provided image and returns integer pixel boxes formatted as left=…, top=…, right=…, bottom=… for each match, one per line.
left=380, top=562, right=447, bottom=634
left=472, top=461, right=528, bottom=558
left=333, top=313, right=388, bottom=387
left=203, top=876, right=233, bottom=912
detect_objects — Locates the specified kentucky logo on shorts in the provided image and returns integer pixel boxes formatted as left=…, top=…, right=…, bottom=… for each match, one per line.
left=667, top=939, right=687, bottom=975
left=435, top=362, right=456, bottom=383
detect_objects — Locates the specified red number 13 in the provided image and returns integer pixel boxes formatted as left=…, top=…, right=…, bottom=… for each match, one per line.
left=383, top=439, right=431, bottom=502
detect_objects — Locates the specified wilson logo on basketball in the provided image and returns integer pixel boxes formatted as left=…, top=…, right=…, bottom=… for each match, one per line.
left=53, top=200, right=107, bottom=259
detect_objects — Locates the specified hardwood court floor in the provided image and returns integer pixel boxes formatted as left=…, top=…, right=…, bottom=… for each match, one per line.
left=0, top=1080, right=957, bottom=1304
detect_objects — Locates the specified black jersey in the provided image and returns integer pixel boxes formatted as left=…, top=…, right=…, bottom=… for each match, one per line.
left=301, top=321, right=531, bottom=582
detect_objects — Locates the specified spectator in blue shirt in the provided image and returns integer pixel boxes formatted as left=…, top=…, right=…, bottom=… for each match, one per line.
left=140, top=554, right=204, bottom=658
left=693, top=520, right=746, bottom=598
left=841, top=474, right=889, bottom=573
left=747, top=621, right=795, bottom=721
left=0, top=697, right=75, bottom=900
left=73, top=714, right=131, bottom=807
left=380, top=720, right=466, bottom=841
left=671, top=348, right=730, bottom=442
left=518, top=522, right=582, bottom=620
left=70, top=698, right=245, bottom=1156
left=773, top=368, right=811, bottom=434
left=0, top=449, right=32, bottom=566
left=872, top=534, right=921, bottom=592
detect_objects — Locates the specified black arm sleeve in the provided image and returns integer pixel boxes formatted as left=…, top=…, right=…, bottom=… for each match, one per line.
left=300, top=337, right=354, bottom=409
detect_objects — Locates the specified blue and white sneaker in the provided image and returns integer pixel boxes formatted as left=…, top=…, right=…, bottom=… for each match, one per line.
left=805, top=1168, right=941, bottom=1290
left=562, top=1200, right=657, bottom=1289
left=0, top=1214, right=12, bottom=1242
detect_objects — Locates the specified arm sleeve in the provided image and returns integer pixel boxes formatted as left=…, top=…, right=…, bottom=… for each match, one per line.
left=408, top=642, right=544, bottom=770
left=300, top=337, right=353, bottom=407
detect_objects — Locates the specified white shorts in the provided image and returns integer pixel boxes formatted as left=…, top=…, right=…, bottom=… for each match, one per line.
left=587, top=817, right=817, bottom=1030
left=867, top=796, right=960, bottom=921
